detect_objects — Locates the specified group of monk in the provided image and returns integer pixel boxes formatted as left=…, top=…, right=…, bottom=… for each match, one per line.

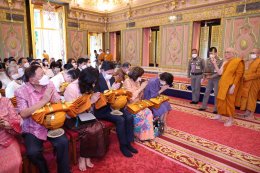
left=211, top=47, right=260, bottom=126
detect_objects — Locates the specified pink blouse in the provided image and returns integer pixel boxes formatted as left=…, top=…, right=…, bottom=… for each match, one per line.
left=0, top=97, right=22, bottom=147
left=123, top=78, right=143, bottom=103
left=64, top=80, right=81, bottom=102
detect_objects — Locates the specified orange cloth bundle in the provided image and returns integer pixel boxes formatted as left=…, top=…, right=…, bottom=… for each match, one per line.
left=111, top=95, right=128, bottom=110
left=95, top=93, right=107, bottom=109
left=103, top=89, right=132, bottom=110
left=150, top=95, right=169, bottom=109
left=67, top=94, right=92, bottom=117
left=32, top=102, right=71, bottom=129
left=126, top=100, right=154, bottom=114
left=59, top=82, right=69, bottom=94
left=32, top=94, right=94, bottom=129
left=43, top=112, right=66, bottom=130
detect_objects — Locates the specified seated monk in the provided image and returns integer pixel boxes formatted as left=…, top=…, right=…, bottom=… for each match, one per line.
left=235, top=48, right=260, bottom=119
left=211, top=47, right=244, bottom=127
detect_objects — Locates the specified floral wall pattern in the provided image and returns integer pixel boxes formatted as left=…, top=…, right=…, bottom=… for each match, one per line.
left=122, top=29, right=142, bottom=66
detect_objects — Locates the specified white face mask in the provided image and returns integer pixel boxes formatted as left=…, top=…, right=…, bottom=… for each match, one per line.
left=106, top=51, right=110, bottom=54
left=18, top=68, right=24, bottom=77
left=24, top=62, right=30, bottom=68
left=192, top=54, right=197, bottom=58
left=104, top=73, right=112, bottom=80
left=87, top=63, right=91, bottom=67
left=250, top=54, right=257, bottom=59
left=11, top=73, right=20, bottom=80
left=160, top=80, right=166, bottom=86
left=209, top=54, right=215, bottom=58
left=81, top=65, right=87, bottom=70
left=137, top=77, right=142, bottom=82
left=39, top=75, right=50, bottom=86
left=44, top=61, right=48, bottom=65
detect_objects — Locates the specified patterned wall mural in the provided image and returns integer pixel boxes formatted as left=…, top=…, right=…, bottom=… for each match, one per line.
left=122, top=29, right=142, bottom=66
left=224, top=15, right=260, bottom=59
left=67, top=29, right=87, bottom=60
left=160, top=23, right=190, bottom=70
left=0, top=23, right=25, bottom=59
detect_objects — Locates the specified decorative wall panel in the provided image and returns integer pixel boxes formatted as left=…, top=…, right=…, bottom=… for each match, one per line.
left=122, top=28, right=142, bottom=66
left=224, top=15, right=260, bottom=59
left=0, top=23, right=25, bottom=58
left=67, top=29, right=87, bottom=59
left=160, top=23, right=190, bottom=70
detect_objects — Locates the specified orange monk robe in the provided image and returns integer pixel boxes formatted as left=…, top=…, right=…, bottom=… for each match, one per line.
left=98, top=52, right=105, bottom=62
left=235, top=58, right=260, bottom=112
left=217, top=58, right=244, bottom=117
left=104, top=53, right=113, bottom=61
left=42, top=53, right=50, bottom=63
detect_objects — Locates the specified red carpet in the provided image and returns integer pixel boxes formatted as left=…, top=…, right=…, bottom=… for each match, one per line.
left=167, top=109, right=260, bottom=156
left=44, top=97, right=260, bottom=173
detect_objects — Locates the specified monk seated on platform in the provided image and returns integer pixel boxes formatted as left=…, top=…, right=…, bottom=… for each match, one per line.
left=211, top=47, right=244, bottom=127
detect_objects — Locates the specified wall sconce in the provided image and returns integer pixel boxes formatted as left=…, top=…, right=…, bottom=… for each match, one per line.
left=168, top=15, right=177, bottom=23
left=243, top=0, right=247, bottom=13
left=7, top=0, right=14, bottom=22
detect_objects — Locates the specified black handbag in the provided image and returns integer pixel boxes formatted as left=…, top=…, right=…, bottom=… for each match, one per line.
left=153, top=118, right=164, bottom=137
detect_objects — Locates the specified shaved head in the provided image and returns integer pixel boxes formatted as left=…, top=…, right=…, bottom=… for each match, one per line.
left=252, top=48, right=260, bottom=55
left=224, top=47, right=237, bottom=60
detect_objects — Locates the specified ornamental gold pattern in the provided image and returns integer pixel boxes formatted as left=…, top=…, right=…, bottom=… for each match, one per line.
left=165, top=128, right=260, bottom=172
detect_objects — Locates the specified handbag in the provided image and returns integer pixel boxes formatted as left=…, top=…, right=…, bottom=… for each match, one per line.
left=150, top=95, right=169, bottom=109
left=153, top=118, right=164, bottom=137
left=126, top=100, right=154, bottom=114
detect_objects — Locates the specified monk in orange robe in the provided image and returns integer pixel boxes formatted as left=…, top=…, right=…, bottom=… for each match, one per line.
left=211, top=47, right=244, bottom=127
left=104, top=49, right=113, bottom=61
left=98, top=49, right=105, bottom=63
left=42, top=50, right=50, bottom=63
left=235, top=48, right=260, bottom=119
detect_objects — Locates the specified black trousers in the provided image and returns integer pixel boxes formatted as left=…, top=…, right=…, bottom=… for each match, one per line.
left=23, top=133, right=70, bottom=173
left=94, top=105, right=134, bottom=145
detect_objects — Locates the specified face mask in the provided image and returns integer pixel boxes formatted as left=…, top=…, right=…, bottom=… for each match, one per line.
left=137, top=77, right=142, bottom=82
left=11, top=73, right=20, bottom=80
left=106, top=51, right=110, bottom=54
left=24, top=62, right=30, bottom=68
left=250, top=54, right=257, bottom=59
left=87, top=63, right=91, bottom=67
left=192, top=54, right=197, bottom=58
left=160, top=81, right=166, bottom=86
left=81, top=65, right=87, bottom=70
left=18, top=68, right=24, bottom=77
left=104, top=73, right=112, bottom=80
left=209, top=54, right=215, bottom=58
left=44, top=61, right=48, bottom=65
left=38, top=75, right=50, bottom=86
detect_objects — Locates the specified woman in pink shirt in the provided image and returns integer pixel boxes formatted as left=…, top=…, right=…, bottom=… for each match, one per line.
left=0, top=94, right=22, bottom=173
